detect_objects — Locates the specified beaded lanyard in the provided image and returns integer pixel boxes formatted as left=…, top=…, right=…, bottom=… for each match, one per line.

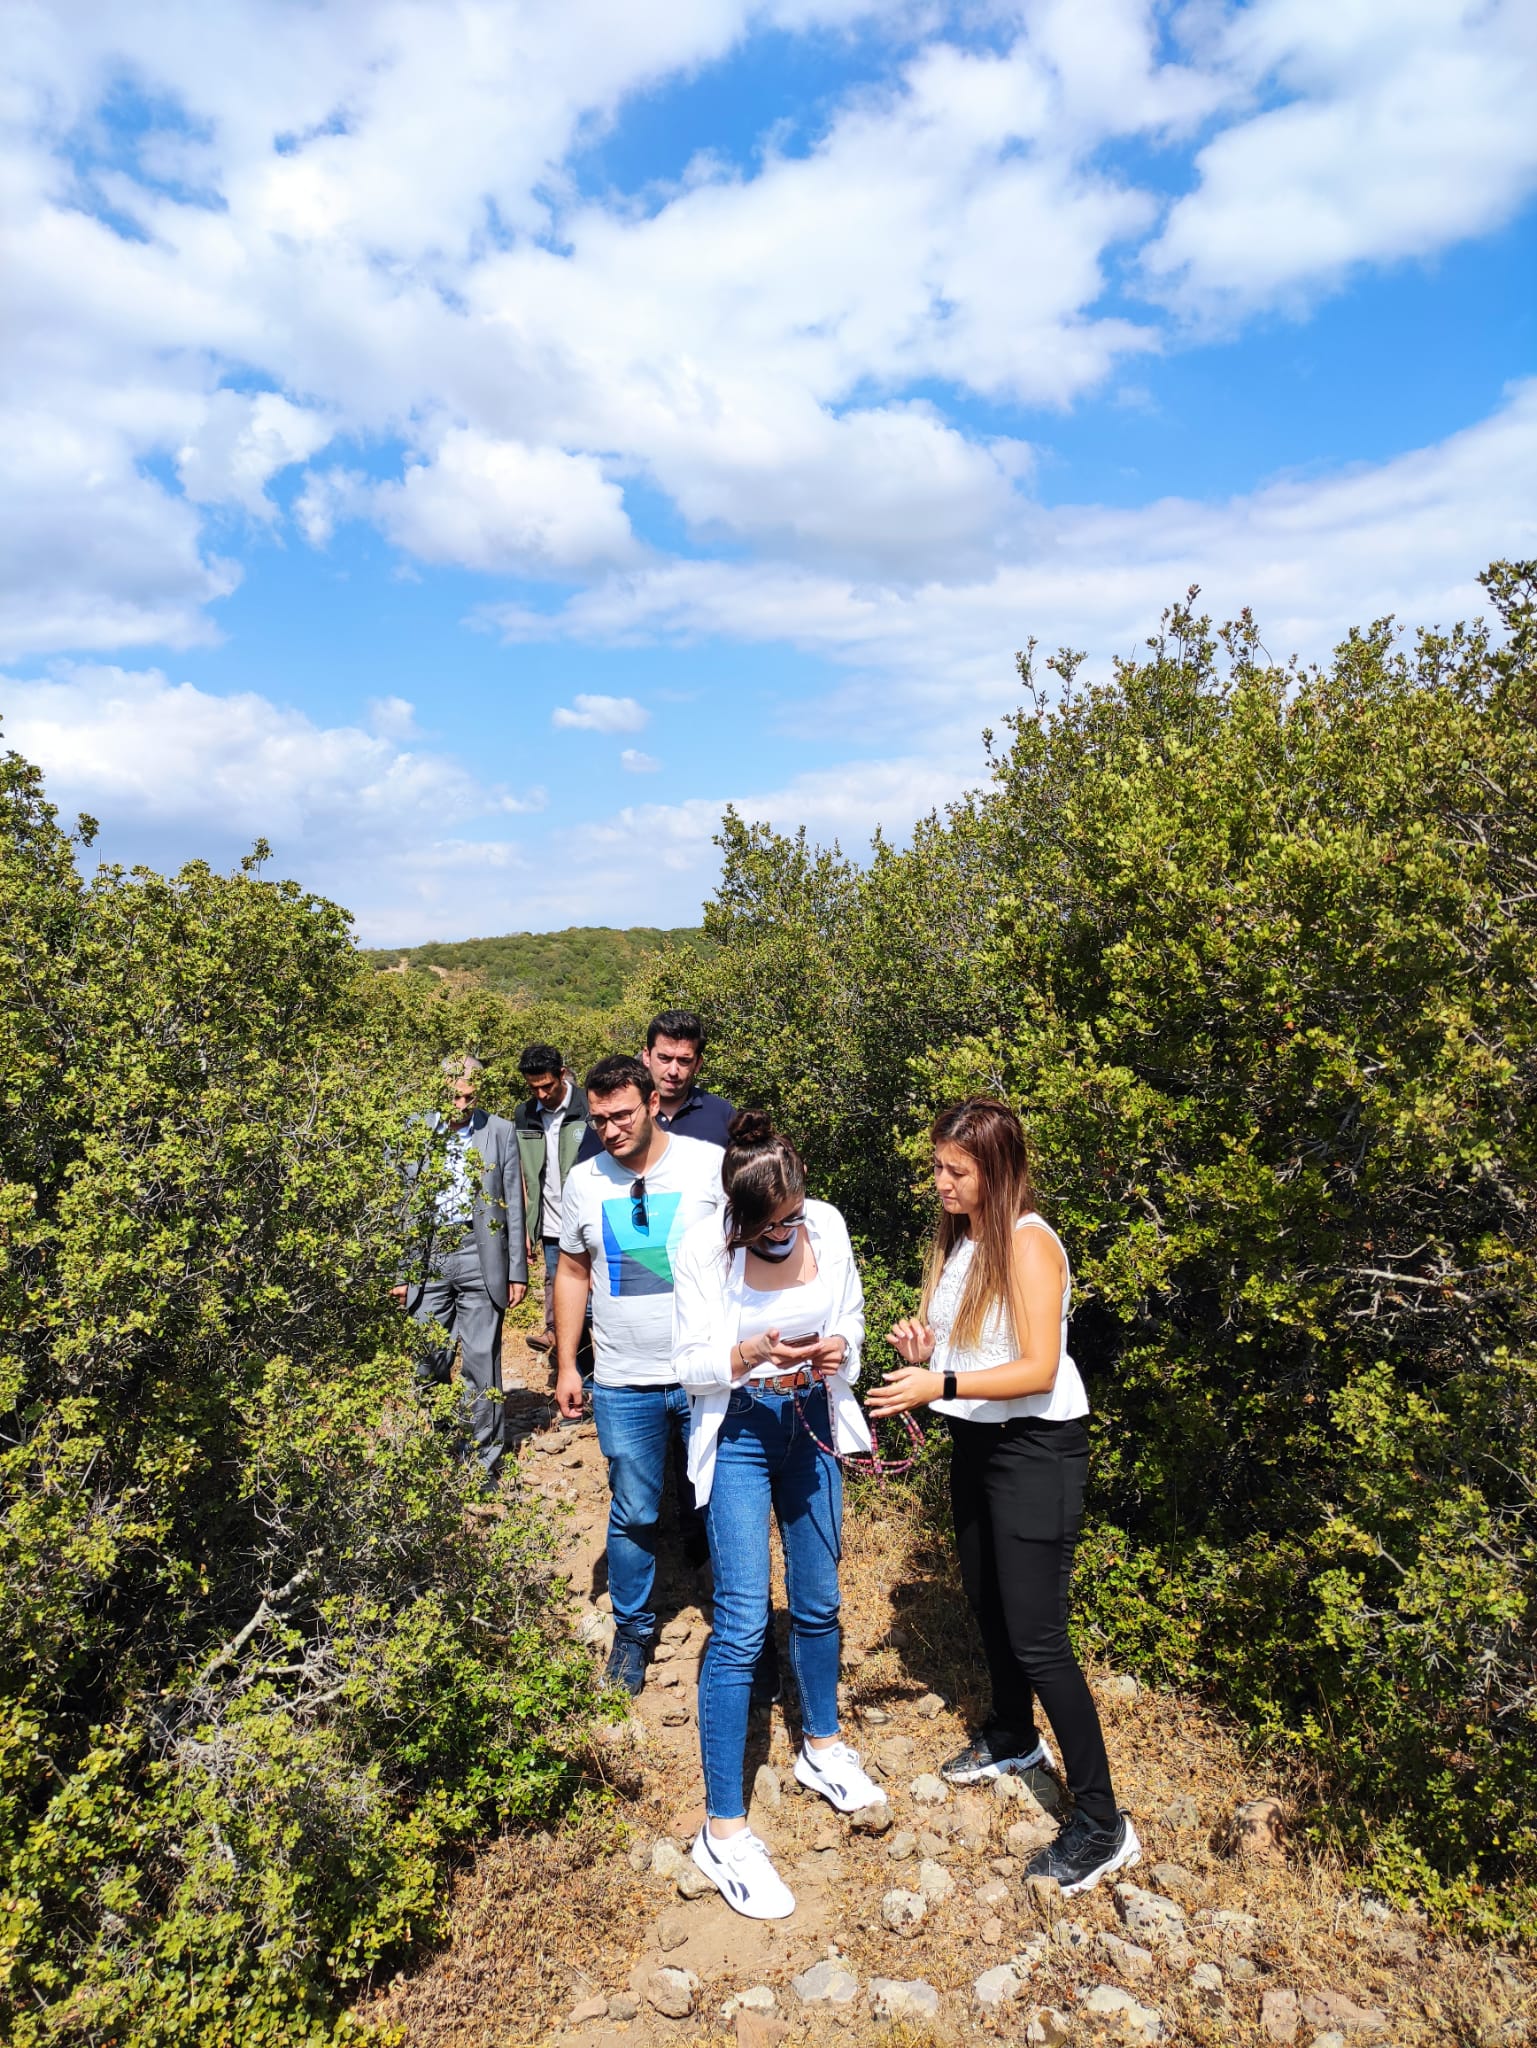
left=786, top=1385, right=926, bottom=1482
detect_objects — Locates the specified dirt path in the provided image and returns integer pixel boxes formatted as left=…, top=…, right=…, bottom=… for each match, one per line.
left=363, top=1335, right=1532, bottom=2048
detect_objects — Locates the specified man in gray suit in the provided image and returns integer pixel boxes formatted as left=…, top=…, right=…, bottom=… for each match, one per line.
left=392, top=1056, right=528, bottom=1479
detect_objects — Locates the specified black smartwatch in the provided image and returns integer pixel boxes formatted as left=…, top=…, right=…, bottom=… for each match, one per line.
left=943, top=1371, right=958, bottom=1401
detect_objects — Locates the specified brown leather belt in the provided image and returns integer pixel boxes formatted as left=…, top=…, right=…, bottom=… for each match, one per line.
left=753, top=1367, right=816, bottom=1395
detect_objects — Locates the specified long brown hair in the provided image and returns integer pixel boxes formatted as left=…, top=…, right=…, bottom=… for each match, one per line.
left=919, top=1098, right=1039, bottom=1353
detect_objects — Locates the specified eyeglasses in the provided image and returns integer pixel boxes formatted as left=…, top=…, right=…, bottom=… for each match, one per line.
left=589, top=1104, right=643, bottom=1135
left=756, top=1208, right=806, bottom=1240
left=630, top=1177, right=648, bottom=1230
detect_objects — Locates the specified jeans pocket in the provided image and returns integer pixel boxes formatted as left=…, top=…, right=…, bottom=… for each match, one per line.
left=726, top=1387, right=755, bottom=1419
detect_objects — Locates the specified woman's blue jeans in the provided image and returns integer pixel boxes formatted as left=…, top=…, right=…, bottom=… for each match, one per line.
left=699, top=1381, right=844, bottom=1819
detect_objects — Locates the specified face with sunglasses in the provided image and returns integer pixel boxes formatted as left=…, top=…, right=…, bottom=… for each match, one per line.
left=749, top=1200, right=808, bottom=1264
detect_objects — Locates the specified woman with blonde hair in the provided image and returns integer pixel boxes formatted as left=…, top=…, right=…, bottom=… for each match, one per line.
left=866, top=1096, right=1140, bottom=1896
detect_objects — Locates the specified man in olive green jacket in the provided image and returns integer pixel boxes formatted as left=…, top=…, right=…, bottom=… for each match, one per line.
left=513, top=1044, right=600, bottom=1354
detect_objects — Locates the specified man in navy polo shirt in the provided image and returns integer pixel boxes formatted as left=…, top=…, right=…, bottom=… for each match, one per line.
left=643, top=1010, right=736, bottom=1146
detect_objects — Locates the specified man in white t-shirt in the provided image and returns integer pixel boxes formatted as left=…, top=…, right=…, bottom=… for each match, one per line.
left=556, top=1054, right=724, bottom=1694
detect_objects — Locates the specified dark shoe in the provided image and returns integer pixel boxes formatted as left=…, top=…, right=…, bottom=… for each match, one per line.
left=940, top=1725, right=1054, bottom=1785
left=605, top=1635, right=648, bottom=1697
left=526, top=1328, right=554, bottom=1353
left=1024, top=1809, right=1141, bottom=1896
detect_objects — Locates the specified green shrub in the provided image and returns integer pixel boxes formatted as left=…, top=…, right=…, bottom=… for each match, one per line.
left=649, top=563, right=1537, bottom=1936
left=0, top=765, right=599, bottom=2043
left=360, top=925, right=710, bottom=1009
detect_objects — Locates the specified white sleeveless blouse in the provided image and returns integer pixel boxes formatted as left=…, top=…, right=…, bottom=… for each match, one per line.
left=928, top=1213, right=1089, bottom=1424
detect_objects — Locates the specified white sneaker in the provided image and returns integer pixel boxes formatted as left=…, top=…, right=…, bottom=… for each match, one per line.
left=690, top=1824, right=796, bottom=1919
left=794, top=1738, right=886, bottom=1813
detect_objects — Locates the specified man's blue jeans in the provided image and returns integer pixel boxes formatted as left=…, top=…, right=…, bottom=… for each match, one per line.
left=698, top=1383, right=843, bottom=1819
left=592, top=1382, right=692, bottom=1643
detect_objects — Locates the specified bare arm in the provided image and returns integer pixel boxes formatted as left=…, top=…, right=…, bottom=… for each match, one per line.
left=866, top=1227, right=1065, bottom=1416
left=553, top=1248, right=592, bottom=1419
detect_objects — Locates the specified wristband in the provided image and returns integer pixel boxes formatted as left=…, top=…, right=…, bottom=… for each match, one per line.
left=943, top=1371, right=957, bottom=1402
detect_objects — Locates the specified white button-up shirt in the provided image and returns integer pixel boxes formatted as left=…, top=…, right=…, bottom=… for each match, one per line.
left=671, top=1197, right=873, bottom=1503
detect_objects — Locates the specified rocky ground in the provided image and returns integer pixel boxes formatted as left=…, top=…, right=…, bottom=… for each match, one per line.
left=361, top=1332, right=1533, bottom=2048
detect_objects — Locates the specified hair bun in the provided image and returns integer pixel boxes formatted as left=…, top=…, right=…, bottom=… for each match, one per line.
left=727, top=1108, right=776, bottom=1149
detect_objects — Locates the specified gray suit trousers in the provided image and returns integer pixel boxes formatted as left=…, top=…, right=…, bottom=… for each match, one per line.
left=414, top=1245, right=505, bottom=1473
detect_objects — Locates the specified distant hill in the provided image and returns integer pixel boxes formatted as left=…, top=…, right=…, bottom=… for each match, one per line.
left=361, top=925, right=710, bottom=1010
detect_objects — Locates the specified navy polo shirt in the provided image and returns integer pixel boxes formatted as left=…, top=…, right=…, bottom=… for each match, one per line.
left=656, top=1086, right=736, bottom=1149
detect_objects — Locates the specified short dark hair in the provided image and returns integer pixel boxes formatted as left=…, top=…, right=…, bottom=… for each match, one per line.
left=518, top=1042, right=563, bottom=1078
left=647, top=1008, right=706, bottom=1054
left=584, top=1053, right=655, bottom=1104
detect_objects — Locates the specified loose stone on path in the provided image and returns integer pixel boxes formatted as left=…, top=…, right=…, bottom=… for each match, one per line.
left=1079, top=1982, right=1163, bottom=2040
left=646, top=1967, right=698, bottom=2019
left=869, top=1977, right=940, bottom=2021
left=752, top=1764, right=782, bottom=1812
left=973, top=1965, right=1024, bottom=2009
left=882, top=1888, right=928, bottom=1933
left=789, top=1960, right=859, bottom=2007
left=1114, top=1880, right=1189, bottom=1947
left=848, top=1797, right=893, bottom=1834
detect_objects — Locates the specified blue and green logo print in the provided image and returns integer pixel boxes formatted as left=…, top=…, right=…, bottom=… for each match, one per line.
left=600, top=1192, right=683, bottom=1295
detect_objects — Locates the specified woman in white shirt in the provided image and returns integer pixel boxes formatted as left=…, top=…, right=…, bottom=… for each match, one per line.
left=866, top=1096, right=1141, bottom=1898
left=672, top=1111, right=883, bottom=1918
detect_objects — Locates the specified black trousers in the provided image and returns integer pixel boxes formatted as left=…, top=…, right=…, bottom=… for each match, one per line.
left=948, top=1413, right=1117, bottom=1827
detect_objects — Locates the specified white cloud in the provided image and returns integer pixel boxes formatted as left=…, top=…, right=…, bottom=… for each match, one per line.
left=176, top=391, right=333, bottom=516
left=1146, top=0, right=1537, bottom=314
left=490, top=379, right=1537, bottom=733
left=5, top=386, right=1531, bottom=939
left=4, top=0, right=1535, bottom=655
left=0, top=661, right=542, bottom=848
left=4, top=1, right=1536, bottom=941
left=367, top=694, right=420, bottom=740
left=371, top=430, right=638, bottom=575
left=552, top=693, right=649, bottom=733
left=621, top=748, right=661, bottom=773
left=0, top=406, right=240, bottom=661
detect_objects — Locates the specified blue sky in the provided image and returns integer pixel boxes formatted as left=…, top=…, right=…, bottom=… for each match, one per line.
left=3, top=1, right=1535, bottom=941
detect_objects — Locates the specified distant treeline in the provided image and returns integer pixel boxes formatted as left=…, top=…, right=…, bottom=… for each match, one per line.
left=363, top=924, right=711, bottom=1010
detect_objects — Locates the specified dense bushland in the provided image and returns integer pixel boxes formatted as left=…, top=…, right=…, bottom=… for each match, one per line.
left=362, top=923, right=709, bottom=1008
left=649, top=564, right=1537, bottom=1937
left=357, top=962, right=648, bottom=1119
left=0, top=770, right=601, bottom=2044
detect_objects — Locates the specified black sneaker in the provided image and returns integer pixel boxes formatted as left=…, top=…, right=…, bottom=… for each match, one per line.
left=940, top=1726, right=1054, bottom=1785
left=605, top=1634, right=648, bottom=1697
left=1023, top=1808, right=1141, bottom=1896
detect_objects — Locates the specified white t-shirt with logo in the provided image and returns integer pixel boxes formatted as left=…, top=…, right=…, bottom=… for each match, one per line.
left=560, top=1133, right=725, bottom=1387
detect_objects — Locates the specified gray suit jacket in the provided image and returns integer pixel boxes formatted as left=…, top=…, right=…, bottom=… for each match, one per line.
left=400, top=1109, right=528, bottom=1309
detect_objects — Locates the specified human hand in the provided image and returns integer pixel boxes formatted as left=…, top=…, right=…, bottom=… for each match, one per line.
left=735, top=1329, right=822, bottom=1376
left=886, top=1317, right=936, bottom=1365
left=509, top=1282, right=528, bottom=1308
left=390, top=1284, right=409, bottom=1309
left=554, top=1363, right=585, bottom=1420
left=864, top=1366, right=942, bottom=1418
left=806, top=1335, right=849, bottom=1379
